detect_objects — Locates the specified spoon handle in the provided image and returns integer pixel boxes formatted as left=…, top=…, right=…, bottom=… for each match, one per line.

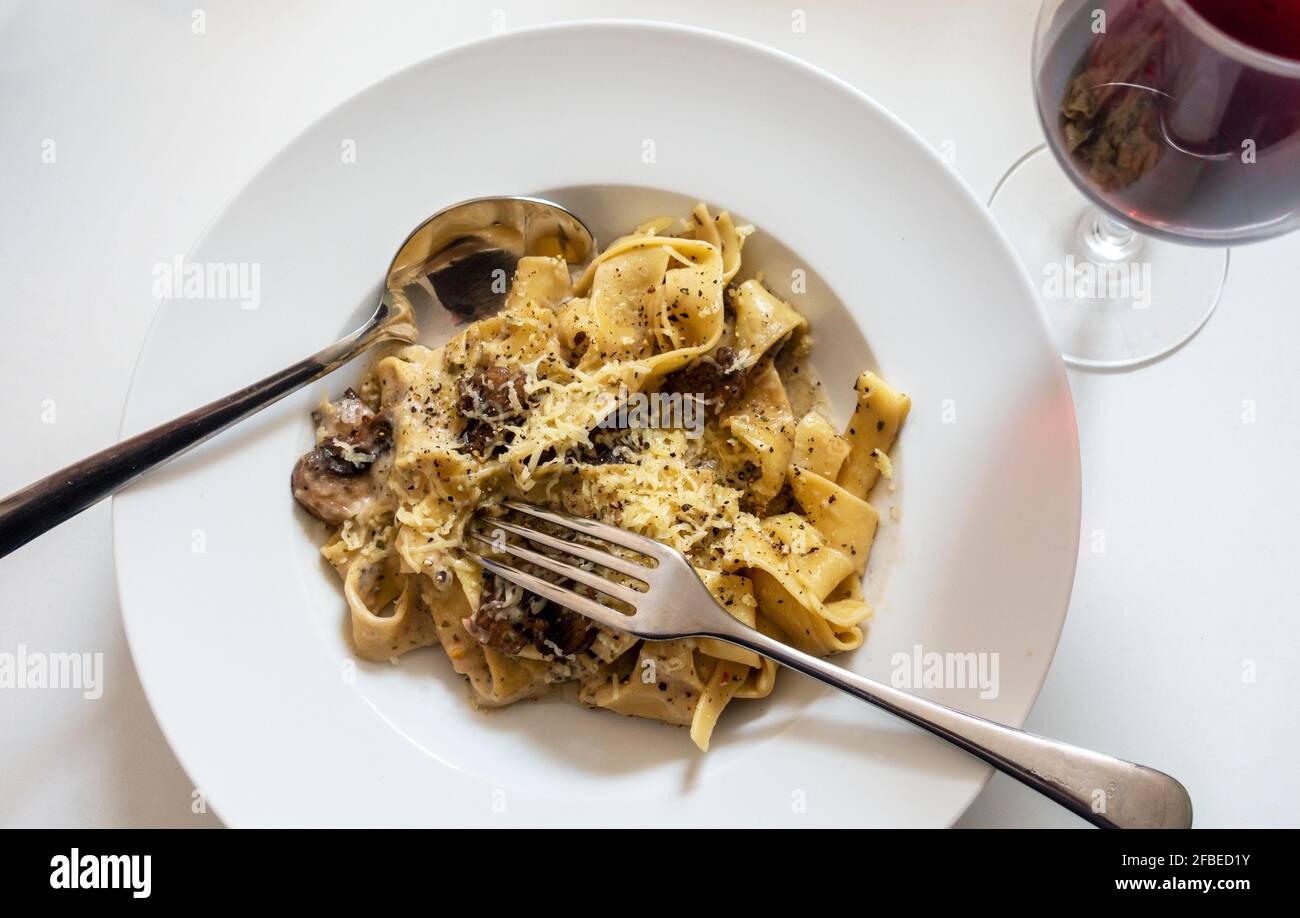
left=0, top=303, right=401, bottom=559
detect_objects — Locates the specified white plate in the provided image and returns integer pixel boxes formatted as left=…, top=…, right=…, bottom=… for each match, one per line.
left=114, top=21, right=1079, bottom=827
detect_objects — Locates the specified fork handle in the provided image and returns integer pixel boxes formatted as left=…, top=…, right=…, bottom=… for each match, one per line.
left=716, top=625, right=1192, bottom=828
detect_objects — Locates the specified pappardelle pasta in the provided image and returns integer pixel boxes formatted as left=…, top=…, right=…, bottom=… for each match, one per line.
left=290, top=203, right=909, bottom=750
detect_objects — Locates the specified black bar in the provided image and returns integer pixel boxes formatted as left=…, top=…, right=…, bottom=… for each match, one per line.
left=1, top=828, right=1285, bottom=902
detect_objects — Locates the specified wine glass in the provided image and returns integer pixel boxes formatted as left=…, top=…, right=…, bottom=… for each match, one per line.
left=990, top=0, right=1300, bottom=368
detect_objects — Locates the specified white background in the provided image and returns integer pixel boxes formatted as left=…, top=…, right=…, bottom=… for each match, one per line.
left=1, top=0, right=1295, bottom=828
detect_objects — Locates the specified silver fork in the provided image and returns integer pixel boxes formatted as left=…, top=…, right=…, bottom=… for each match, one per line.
left=465, top=499, right=1193, bottom=829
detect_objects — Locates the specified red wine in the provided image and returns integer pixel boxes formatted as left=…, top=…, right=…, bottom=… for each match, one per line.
left=1185, top=0, right=1300, bottom=61
left=1036, top=0, right=1300, bottom=242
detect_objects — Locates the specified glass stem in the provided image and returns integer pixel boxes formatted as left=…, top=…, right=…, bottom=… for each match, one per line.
left=1080, top=210, right=1143, bottom=262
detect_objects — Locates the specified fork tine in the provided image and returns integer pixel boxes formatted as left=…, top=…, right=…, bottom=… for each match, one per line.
left=467, top=531, right=644, bottom=607
left=501, top=499, right=668, bottom=559
left=473, top=517, right=652, bottom=581
left=463, top=547, right=631, bottom=632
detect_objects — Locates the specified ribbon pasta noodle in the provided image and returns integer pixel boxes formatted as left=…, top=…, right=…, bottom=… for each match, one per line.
left=290, top=203, right=909, bottom=750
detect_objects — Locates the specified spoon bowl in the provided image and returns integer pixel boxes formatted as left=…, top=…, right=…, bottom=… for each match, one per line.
left=386, top=195, right=596, bottom=346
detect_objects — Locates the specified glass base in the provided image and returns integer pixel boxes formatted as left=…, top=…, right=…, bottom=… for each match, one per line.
left=989, top=146, right=1228, bottom=369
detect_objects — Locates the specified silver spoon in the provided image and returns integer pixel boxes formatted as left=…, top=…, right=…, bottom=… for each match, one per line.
left=0, top=195, right=596, bottom=558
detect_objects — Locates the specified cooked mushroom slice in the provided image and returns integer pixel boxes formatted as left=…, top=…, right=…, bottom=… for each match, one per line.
left=464, top=572, right=596, bottom=657
left=314, top=388, right=392, bottom=460
left=291, top=447, right=373, bottom=525
left=290, top=388, right=393, bottom=524
left=659, top=345, right=747, bottom=414
left=456, top=366, right=531, bottom=458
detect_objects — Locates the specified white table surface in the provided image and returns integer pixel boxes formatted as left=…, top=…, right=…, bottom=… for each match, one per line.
left=1, top=0, right=1295, bottom=829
